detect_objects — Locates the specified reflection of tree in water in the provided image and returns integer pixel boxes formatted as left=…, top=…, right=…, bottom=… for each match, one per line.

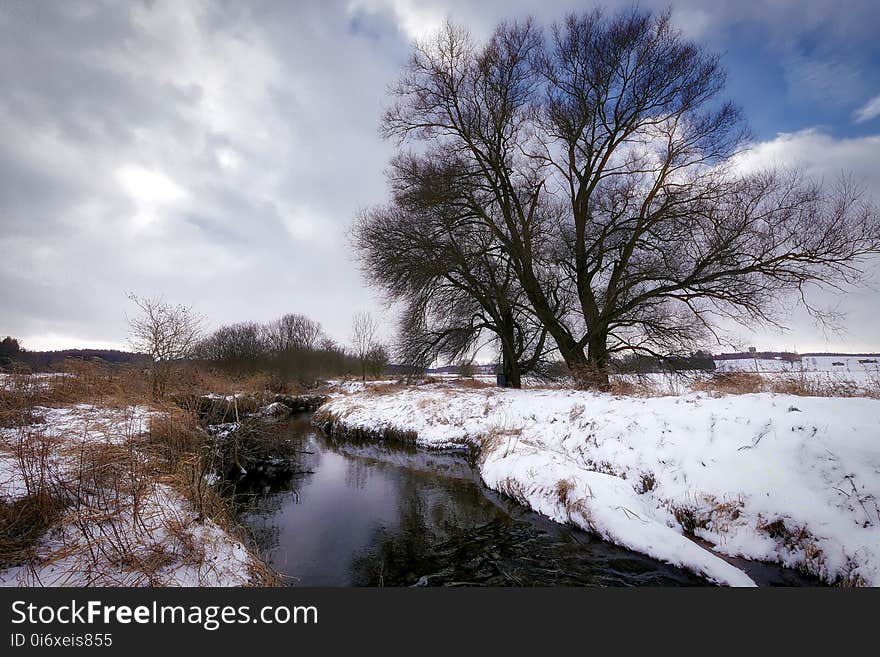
left=344, top=455, right=370, bottom=491
left=348, top=461, right=708, bottom=587
left=349, top=475, right=450, bottom=586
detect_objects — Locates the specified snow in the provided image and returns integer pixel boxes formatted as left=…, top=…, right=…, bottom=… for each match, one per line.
left=0, top=455, right=28, bottom=500
left=0, top=404, right=259, bottom=587
left=318, top=384, right=880, bottom=586
left=0, top=372, right=72, bottom=391
left=260, top=401, right=290, bottom=417
left=716, top=356, right=880, bottom=373
left=0, top=404, right=154, bottom=502
left=0, top=483, right=254, bottom=587
left=715, top=356, right=879, bottom=390
left=2, top=403, right=154, bottom=447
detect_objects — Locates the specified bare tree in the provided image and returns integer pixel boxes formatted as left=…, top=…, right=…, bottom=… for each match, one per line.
left=365, top=343, right=390, bottom=379
left=263, top=313, right=324, bottom=352
left=193, top=321, right=268, bottom=373
left=381, top=10, right=880, bottom=388
left=354, top=158, right=552, bottom=387
left=351, top=312, right=379, bottom=382
left=127, top=294, right=203, bottom=399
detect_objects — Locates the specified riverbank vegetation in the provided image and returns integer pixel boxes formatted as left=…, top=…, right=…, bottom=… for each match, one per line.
left=0, top=363, right=282, bottom=586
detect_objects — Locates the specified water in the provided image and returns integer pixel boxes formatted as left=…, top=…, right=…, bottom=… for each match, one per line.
left=230, top=414, right=816, bottom=586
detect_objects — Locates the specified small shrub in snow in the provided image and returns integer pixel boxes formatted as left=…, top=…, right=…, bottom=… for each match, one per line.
left=636, top=471, right=656, bottom=494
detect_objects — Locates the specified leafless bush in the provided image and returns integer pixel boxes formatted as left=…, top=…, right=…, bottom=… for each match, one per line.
left=351, top=312, right=379, bottom=382
left=127, top=294, right=204, bottom=400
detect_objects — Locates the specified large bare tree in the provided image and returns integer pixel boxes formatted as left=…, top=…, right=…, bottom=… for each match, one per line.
left=354, top=152, right=551, bottom=387
left=381, top=9, right=880, bottom=387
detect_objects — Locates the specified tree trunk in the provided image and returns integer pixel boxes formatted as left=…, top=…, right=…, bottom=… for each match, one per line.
left=547, top=329, right=610, bottom=390
left=498, top=311, right=522, bottom=388
left=585, top=329, right=610, bottom=389
left=501, top=351, right=522, bottom=388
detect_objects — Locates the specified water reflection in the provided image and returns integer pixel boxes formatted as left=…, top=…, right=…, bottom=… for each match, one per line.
left=230, top=414, right=710, bottom=586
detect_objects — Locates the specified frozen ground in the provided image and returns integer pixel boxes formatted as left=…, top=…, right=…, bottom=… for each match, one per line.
left=0, top=404, right=258, bottom=587
left=317, top=384, right=880, bottom=586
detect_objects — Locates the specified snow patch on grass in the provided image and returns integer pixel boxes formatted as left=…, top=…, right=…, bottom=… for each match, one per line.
left=0, top=404, right=262, bottom=587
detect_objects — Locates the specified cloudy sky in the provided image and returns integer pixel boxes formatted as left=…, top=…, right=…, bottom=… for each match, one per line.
left=2, top=0, right=880, bottom=355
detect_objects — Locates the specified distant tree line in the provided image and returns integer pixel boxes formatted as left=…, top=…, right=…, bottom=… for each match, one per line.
left=612, top=350, right=715, bottom=373
left=0, top=336, right=150, bottom=372
left=192, top=312, right=390, bottom=382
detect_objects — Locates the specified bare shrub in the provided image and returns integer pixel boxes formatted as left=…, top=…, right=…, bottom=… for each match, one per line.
left=127, top=294, right=204, bottom=400
left=636, top=471, right=656, bottom=494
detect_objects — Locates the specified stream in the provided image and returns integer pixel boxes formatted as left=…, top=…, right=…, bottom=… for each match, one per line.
left=229, top=413, right=818, bottom=586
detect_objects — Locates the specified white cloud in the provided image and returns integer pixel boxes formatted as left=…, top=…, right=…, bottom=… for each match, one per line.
left=729, top=128, right=880, bottom=352
left=853, top=94, right=880, bottom=124
left=733, top=128, right=880, bottom=188
left=3, top=1, right=880, bottom=354
left=115, top=165, right=188, bottom=204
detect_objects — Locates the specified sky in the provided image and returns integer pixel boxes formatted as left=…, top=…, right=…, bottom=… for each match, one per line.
left=1, top=0, right=879, bottom=355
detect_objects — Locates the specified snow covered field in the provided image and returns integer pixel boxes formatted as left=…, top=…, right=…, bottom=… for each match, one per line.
left=316, top=384, right=880, bottom=586
left=0, top=404, right=259, bottom=587
left=715, top=356, right=880, bottom=373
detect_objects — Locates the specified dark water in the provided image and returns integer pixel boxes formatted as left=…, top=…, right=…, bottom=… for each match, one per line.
left=231, top=414, right=816, bottom=587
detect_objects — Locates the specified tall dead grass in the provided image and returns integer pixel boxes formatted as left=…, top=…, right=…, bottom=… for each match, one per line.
left=0, top=364, right=280, bottom=585
left=691, top=370, right=879, bottom=398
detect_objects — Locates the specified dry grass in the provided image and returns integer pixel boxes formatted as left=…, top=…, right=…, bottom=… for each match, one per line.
left=496, top=476, right=529, bottom=506
left=756, top=515, right=833, bottom=582
left=555, top=478, right=575, bottom=505
left=635, top=471, right=656, bottom=494
left=690, top=368, right=879, bottom=399
left=362, top=382, right=405, bottom=396
left=605, top=376, right=655, bottom=396
left=767, top=372, right=865, bottom=398
left=692, top=371, right=765, bottom=395
left=447, top=378, right=494, bottom=389
left=0, top=364, right=283, bottom=586
left=666, top=493, right=745, bottom=537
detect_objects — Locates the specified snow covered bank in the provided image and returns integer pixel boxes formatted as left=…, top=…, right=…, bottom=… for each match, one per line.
left=0, top=404, right=262, bottom=587
left=0, top=483, right=254, bottom=587
left=316, top=384, right=880, bottom=586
